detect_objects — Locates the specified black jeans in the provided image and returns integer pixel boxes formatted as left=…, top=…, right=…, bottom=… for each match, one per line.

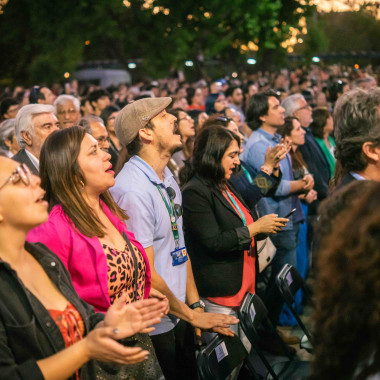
left=150, top=319, right=198, bottom=380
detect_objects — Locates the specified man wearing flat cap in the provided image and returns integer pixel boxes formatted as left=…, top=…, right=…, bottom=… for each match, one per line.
left=111, top=97, right=238, bottom=380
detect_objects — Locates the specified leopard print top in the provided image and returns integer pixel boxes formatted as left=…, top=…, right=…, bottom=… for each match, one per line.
left=103, top=242, right=146, bottom=305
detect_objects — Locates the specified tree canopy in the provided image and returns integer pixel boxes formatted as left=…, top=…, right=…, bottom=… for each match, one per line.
left=0, top=0, right=315, bottom=85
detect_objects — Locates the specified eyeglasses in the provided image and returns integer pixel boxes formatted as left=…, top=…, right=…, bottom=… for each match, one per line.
left=295, top=104, right=311, bottom=112
left=166, top=187, right=183, bottom=218
left=0, top=164, right=31, bottom=191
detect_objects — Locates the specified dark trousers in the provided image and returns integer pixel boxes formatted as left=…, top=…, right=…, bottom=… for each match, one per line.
left=150, top=319, right=199, bottom=380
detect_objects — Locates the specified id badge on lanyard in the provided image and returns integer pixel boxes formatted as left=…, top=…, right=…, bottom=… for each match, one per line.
left=156, top=185, right=188, bottom=266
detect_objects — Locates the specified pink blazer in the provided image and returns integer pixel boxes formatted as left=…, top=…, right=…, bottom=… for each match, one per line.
left=27, top=202, right=151, bottom=313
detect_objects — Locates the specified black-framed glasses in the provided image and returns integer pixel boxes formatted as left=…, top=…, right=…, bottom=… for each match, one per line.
left=296, top=104, right=311, bottom=112
left=0, top=164, right=31, bottom=191
left=166, top=186, right=183, bottom=218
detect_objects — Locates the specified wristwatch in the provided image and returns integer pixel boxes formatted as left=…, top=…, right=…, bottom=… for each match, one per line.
left=189, top=300, right=205, bottom=310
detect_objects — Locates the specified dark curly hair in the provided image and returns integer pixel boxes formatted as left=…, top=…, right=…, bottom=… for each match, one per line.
left=312, top=181, right=380, bottom=380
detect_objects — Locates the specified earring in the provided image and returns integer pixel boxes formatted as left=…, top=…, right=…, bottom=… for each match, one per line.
left=80, top=180, right=85, bottom=191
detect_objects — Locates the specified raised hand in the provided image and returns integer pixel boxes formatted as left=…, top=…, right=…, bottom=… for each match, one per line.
left=83, top=327, right=149, bottom=365
left=263, top=142, right=291, bottom=171
left=103, top=295, right=167, bottom=339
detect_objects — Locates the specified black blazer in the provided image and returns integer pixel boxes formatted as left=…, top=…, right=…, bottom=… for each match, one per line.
left=182, top=175, right=257, bottom=298
left=0, top=242, right=103, bottom=379
left=335, top=172, right=357, bottom=191
left=12, top=148, right=39, bottom=176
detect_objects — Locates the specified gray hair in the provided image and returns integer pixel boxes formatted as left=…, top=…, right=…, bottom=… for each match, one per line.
left=15, top=104, right=55, bottom=148
left=78, top=115, right=104, bottom=135
left=0, top=119, right=16, bottom=150
left=333, top=87, right=380, bottom=174
left=54, top=95, right=80, bottom=112
left=281, top=93, right=304, bottom=118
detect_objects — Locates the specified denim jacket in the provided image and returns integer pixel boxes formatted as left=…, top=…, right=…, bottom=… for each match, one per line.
left=241, top=128, right=304, bottom=229
left=0, top=242, right=104, bottom=380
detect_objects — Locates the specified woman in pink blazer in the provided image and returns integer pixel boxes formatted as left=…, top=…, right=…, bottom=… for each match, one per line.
left=28, top=126, right=167, bottom=379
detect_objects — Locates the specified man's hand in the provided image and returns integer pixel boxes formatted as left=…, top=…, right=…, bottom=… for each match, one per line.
left=190, top=310, right=239, bottom=331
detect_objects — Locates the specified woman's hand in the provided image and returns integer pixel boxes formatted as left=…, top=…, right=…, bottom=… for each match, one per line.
left=302, top=174, right=314, bottom=191
left=304, top=189, right=318, bottom=204
left=248, top=214, right=288, bottom=236
left=263, top=142, right=290, bottom=171
left=103, top=294, right=167, bottom=339
left=82, top=327, right=149, bottom=365
left=149, top=287, right=170, bottom=315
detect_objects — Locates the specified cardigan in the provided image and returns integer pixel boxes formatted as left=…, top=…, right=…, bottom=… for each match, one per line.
left=0, top=242, right=103, bottom=380
left=27, top=202, right=151, bottom=313
left=182, top=175, right=258, bottom=298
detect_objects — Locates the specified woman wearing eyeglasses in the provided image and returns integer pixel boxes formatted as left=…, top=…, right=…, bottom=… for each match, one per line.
left=180, top=126, right=288, bottom=378
left=0, top=157, right=167, bottom=379
left=27, top=127, right=168, bottom=379
left=167, top=109, right=195, bottom=176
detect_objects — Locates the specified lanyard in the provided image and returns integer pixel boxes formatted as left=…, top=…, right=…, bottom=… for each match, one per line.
left=241, top=164, right=253, bottom=184
left=156, top=185, right=180, bottom=247
left=224, top=187, right=247, bottom=226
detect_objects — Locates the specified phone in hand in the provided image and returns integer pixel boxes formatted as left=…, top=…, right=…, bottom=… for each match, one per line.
left=283, top=208, right=296, bottom=218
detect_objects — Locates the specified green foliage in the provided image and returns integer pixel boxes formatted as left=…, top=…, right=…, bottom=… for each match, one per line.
left=0, top=0, right=314, bottom=84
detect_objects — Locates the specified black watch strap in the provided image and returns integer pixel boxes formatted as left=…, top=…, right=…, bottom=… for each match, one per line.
left=189, top=300, right=205, bottom=309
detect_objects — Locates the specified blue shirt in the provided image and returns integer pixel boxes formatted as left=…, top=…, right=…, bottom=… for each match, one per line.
left=110, top=155, right=187, bottom=335
left=241, top=128, right=303, bottom=229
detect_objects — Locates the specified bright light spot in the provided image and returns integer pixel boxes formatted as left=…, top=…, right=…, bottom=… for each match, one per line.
left=85, top=40, right=90, bottom=45
left=232, top=72, right=238, bottom=78
left=298, top=38, right=303, bottom=43
left=185, top=60, right=194, bottom=67
left=187, top=14, right=193, bottom=20
left=248, top=41, right=259, bottom=51
left=128, top=63, right=137, bottom=69
left=163, top=8, right=169, bottom=15
left=204, top=12, right=211, bottom=18
left=247, top=58, right=256, bottom=65
left=354, top=64, right=359, bottom=69
left=153, top=6, right=159, bottom=14
left=312, top=56, right=320, bottom=63
left=123, top=0, right=131, bottom=7
left=288, top=47, right=294, bottom=53
left=64, top=72, right=70, bottom=79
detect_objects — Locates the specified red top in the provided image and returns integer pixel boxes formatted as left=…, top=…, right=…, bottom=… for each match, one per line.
left=49, top=303, right=85, bottom=380
left=188, top=104, right=205, bottom=111
left=208, top=188, right=256, bottom=307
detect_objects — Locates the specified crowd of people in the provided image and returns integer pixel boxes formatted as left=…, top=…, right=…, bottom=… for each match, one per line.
left=0, top=62, right=380, bottom=379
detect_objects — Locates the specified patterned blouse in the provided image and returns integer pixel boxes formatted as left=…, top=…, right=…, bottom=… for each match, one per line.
left=104, top=242, right=146, bottom=304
